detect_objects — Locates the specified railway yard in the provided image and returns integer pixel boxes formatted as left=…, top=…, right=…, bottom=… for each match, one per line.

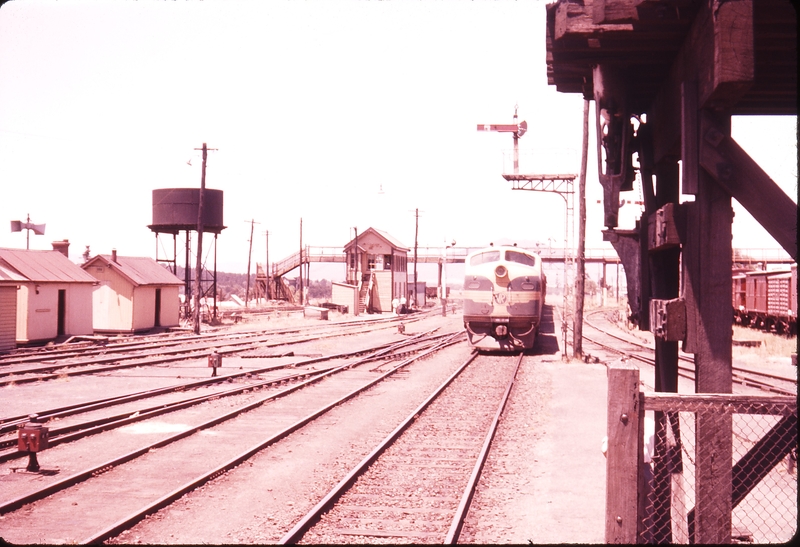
left=0, top=297, right=796, bottom=544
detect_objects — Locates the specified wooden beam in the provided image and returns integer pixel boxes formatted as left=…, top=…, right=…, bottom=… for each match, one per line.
left=709, top=0, right=754, bottom=108
left=555, top=0, right=634, bottom=41
left=650, top=0, right=755, bottom=162
left=699, top=109, right=798, bottom=261
left=593, top=0, right=640, bottom=24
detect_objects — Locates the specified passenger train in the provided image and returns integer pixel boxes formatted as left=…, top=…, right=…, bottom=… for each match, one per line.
left=462, top=244, right=547, bottom=351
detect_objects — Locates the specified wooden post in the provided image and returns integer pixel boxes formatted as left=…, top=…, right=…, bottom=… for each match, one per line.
left=245, top=219, right=254, bottom=308
left=683, top=108, right=734, bottom=543
left=605, top=361, right=642, bottom=543
left=193, top=143, right=208, bottom=335
left=414, top=209, right=419, bottom=307
left=299, top=218, right=304, bottom=307
left=573, top=98, right=589, bottom=358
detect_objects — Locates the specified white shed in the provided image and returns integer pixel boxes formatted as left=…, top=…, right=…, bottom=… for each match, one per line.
left=0, top=248, right=96, bottom=345
left=82, top=252, right=184, bottom=333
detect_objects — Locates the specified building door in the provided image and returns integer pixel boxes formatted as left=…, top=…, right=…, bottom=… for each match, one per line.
left=57, top=289, right=66, bottom=337
left=154, top=288, right=162, bottom=327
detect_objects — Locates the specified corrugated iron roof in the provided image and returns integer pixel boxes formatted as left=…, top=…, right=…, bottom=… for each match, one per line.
left=84, top=255, right=184, bottom=287
left=0, top=248, right=97, bottom=283
left=0, top=262, right=26, bottom=282
left=343, top=227, right=409, bottom=253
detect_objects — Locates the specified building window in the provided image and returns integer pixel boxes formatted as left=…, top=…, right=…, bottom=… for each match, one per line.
left=384, top=254, right=392, bottom=271
left=368, top=254, right=377, bottom=270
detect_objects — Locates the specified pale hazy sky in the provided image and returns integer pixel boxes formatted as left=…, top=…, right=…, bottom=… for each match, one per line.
left=0, top=0, right=795, bottom=275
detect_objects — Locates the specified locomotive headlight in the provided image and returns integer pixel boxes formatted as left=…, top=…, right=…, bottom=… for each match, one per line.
left=494, top=265, right=508, bottom=278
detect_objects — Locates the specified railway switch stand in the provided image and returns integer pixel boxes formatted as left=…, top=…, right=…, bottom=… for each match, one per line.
left=17, top=414, right=49, bottom=472
left=208, top=351, right=222, bottom=377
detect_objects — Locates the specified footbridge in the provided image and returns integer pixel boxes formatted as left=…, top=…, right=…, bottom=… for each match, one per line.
left=256, top=245, right=792, bottom=303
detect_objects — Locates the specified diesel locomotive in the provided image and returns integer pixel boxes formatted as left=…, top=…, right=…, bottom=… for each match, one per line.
left=462, top=244, right=547, bottom=351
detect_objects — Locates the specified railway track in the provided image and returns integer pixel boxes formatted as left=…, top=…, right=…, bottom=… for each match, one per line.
left=0, top=329, right=451, bottom=454
left=0, top=330, right=467, bottom=544
left=281, top=351, right=523, bottom=544
left=562, top=307, right=796, bottom=397
left=0, top=313, right=421, bottom=386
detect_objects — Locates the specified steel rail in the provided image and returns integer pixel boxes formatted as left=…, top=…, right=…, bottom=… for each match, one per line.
left=0, top=316, right=419, bottom=387
left=77, top=332, right=467, bottom=545
left=0, top=329, right=453, bottom=453
left=0, top=312, right=420, bottom=367
left=0, top=319, right=373, bottom=377
left=584, top=309, right=797, bottom=385
left=0, top=332, right=463, bottom=518
left=0, top=336, right=399, bottom=435
left=579, top=308, right=796, bottom=396
left=0, top=327, right=450, bottom=440
left=278, top=344, right=477, bottom=545
left=444, top=351, right=524, bottom=544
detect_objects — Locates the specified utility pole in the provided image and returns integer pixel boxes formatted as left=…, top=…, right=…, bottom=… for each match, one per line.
left=299, top=218, right=304, bottom=306
left=264, top=230, right=270, bottom=301
left=353, top=226, right=358, bottom=283
left=193, top=143, right=216, bottom=335
left=573, top=99, right=589, bottom=358
left=245, top=219, right=259, bottom=308
left=413, top=209, right=419, bottom=307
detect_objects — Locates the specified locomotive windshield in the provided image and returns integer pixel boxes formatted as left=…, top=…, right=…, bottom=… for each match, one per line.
left=505, top=251, right=536, bottom=267
left=470, top=250, right=500, bottom=266
left=470, top=249, right=537, bottom=267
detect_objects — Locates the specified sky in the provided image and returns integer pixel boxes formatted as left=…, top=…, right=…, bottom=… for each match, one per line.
left=0, top=0, right=796, bottom=282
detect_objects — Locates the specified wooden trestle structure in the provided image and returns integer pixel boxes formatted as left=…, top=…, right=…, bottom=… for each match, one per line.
left=546, top=0, right=796, bottom=543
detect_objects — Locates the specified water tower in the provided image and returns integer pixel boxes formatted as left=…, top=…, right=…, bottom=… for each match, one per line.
left=148, top=188, right=226, bottom=321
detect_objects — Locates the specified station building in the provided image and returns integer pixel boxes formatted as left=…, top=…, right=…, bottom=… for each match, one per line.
left=0, top=247, right=96, bottom=347
left=82, top=250, right=184, bottom=333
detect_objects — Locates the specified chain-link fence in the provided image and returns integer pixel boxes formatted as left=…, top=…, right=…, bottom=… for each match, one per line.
left=639, top=399, right=797, bottom=543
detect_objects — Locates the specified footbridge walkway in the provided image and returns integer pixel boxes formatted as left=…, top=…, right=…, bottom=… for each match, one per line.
left=256, top=246, right=792, bottom=304
left=269, top=245, right=791, bottom=279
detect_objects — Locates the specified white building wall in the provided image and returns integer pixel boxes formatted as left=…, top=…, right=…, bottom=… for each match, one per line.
left=331, top=282, right=357, bottom=315
left=18, top=282, right=93, bottom=343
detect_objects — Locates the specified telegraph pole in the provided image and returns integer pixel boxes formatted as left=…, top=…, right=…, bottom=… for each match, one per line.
left=245, top=219, right=259, bottom=308
left=193, top=143, right=216, bottom=335
left=299, top=218, right=304, bottom=306
left=413, top=209, right=419, bottom=307
left=264, top=230, right=270, bottom=301
left=573, top=99, right=590, bottom=358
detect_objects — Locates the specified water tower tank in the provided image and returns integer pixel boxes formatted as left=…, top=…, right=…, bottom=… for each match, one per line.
left=148, top=188, right=226, bottom=234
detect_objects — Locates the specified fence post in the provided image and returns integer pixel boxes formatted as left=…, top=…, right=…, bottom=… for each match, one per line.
left=606, top=361, right=642, bottom=543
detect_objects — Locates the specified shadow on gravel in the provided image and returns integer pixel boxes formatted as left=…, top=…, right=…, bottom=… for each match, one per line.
left=533, top=304, right=560, bottom=356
